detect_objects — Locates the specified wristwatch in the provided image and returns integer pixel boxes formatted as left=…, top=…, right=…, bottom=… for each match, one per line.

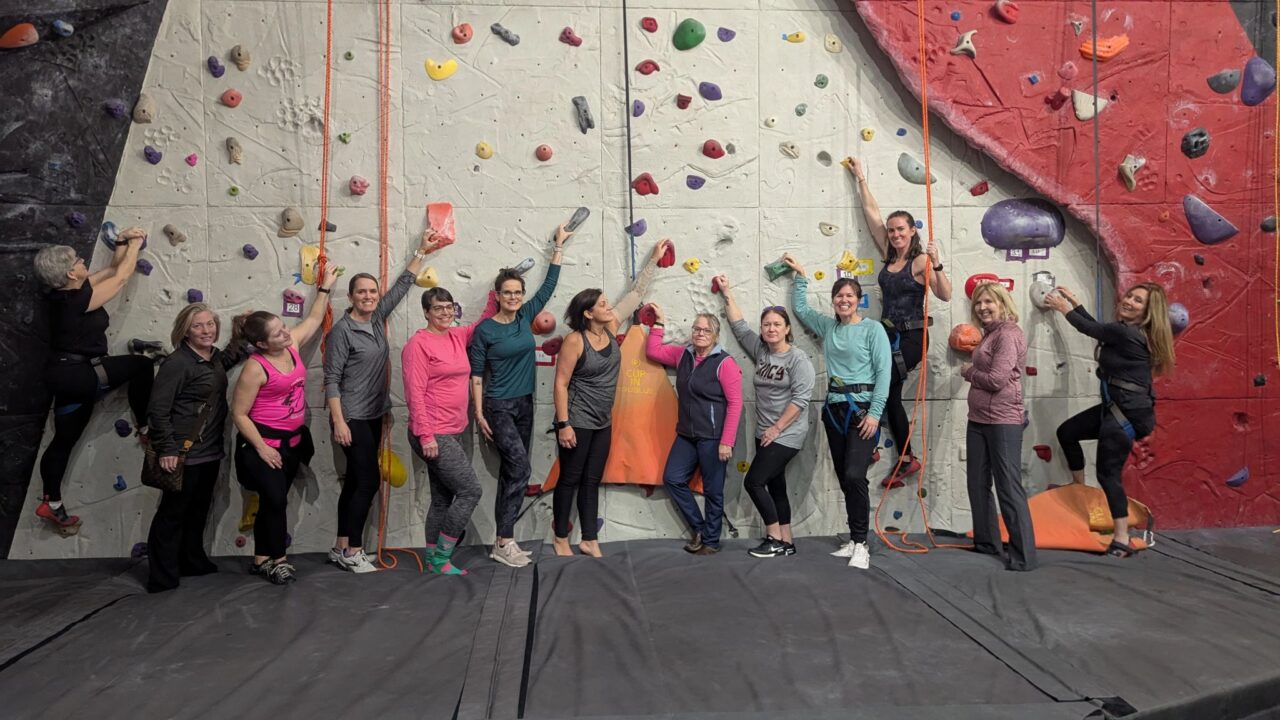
left=933, top=263, right=944, bottom=272
left=553, top=420, right=570, bottom=431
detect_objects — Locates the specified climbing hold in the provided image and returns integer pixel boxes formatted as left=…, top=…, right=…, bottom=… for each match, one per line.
left=65, top=212, right=85, bottom=228
left=639, top=304, right=658, bottom=326
left=970, top=180, right=990, bottom=196
left=1241, top=57, right=1276, bottom=106
left=657, top=242, right=675, bottom=268
left=1029, top=270, right=1056, bottom=309
left=710, top=276, right=722, bottom=294
left=950, top=30, right=977, bottom=58
left=491, top=23, right=520, bottom=46
left=279, top=208, right=304, bottom=238
left=0, top=23, right=38, bottom=49
left=893, top=510, right=903, bottom=520
left=1058, top=62, right=1078, bottom=80
left=835, top=250, right=858, bottom=272
left=451, top=23, right=473, bottom=44
left=1181, top=128, right=1210, bottom=159
left=632, top=100, right=645, bottom=117
left=635, top=59, right=660, bottom=75
left=1168, top=302, right=1189, bottom=335
left=475, top=142, right=493, bottom=160
left=542, top=336, right=563, bottom=356
left=1254, top=374, right=1267, bottom=387
left=677, top=94, right=693, bottom=110
left=825, top=34, right=842, bottom=53
left=281, top=288, right=305, bottom=318
left=698, top=82, right=722, bottom=101
left=1118, top=154, right=1146, bottom=191
left=820, top=222, right=839, bottom=237
left=424, top=58, right=458, bottom=81
left=632, top=173, right=659, bottom=195
left=736, top=461, right=750, bottom=473
left=1027, top=74, right=1039, bottom=86
left=318, top=219, right=337, bottom=233
left=349, top=175, right=369, bottom=195
left=964, top=273, right=1014, bottom=298
left=763, top=116, right=778, bottom=128
left=1070, top=19, right=1085, bottom=36
left=1046, top=86, right=1071, bottom=110
left=1206, top=69, right=1241, bottom=94
left=535, top=144, right=553, bottom=162
left=572, top=96, right=594, bottom=134
left=1079, top=34, right=1128, bottom=61
left=1025, top=366, right=1038, bottom=376
left=285, top=533, right=293, bottom=549
left=1225, top=468, right=1249, bottom=488
left=229, top=45, right=251, bottom=71
left=672, top=18, right=706, bottom=51
left=100, top=221, right=119, bottom=247
left=816, top=152, right=835, bottom=168
left=1071, top=90, right=1109, bottom=121
left=686, top=175, right=706, bottom=190
left=1033, top=445, right=1051, bottom=461
left=627, top=219, right=647, bottom=236
left=813, top=271, right=825, bottom=281
left=994, top=0, right=1019, bottom=23
left=112, top=474, right=127, bottom=492
left=133, top=94, right=156, bottom=123
left=415, top=266, right=439, bottom=289
left=861, top=128, right=875, bottom=141
left=235, top=535, right=247, bottom=548
left=717, top=27, right=736, bottom=42
left=103, top=99, right=128, bottom=119
left=531, top=311, right=556, bottom=336
left=795, top=103, right=807, bottom=116
left=1182, top=195, right=1239, bottom=245
left=560, top=27, right=583, bottom=47
left=764, top=258, right=794, bottom=281
left=896, top=153, right=936, bottom=185
left=163, top=224, right=187, bottom=246
left=512, top=257, right=537, bottom=276
left=299, top=245, right=320, bottom=285
left=683, top=258, right=701, bottom=273
left=814, top=74, right=829, bottom=89
left=242, top=244, right=258, bottom=260
left=337, top=132, right=351, bottom=144
left=115, top=419, right=132, bottom=437
left=53, top=20, right=74, bottom=37
left=207, top=56, right=226, bottom=78
left=343, top=51, right=354, bottom=61
left=641, top=17, right=658, bottom=33
left=1262, top=216, right=1277, bottom=233
left=1193, top=254, right=1205, bottom=265
left=779, top=141, right=800, bottom=159
left=981, top=199, right=1066, bottom=256
left=143, top=146, right=162, bottom=165
left=135, top=259, right=153, bottom=276
left=226, top=137, right=243, bottom=165
left=130, top=542, right=147, bottom=559
left=186, top=289, right=203, bottom=304
left=220, top=89, right=242, bottom=108
left=949, top=323, right=982, bottom=352
left=784, top=32, right=806, bottom=43
left=702, top=139, right=725, bottom=159
left=896, top=128, right=908, bottom=137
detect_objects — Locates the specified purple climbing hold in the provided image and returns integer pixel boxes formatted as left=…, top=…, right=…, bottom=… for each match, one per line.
left=1240, top=56, right=1276, bottom=106
left=131, top=542, right=148, bottom=559
left=597, top=517, right=605, bottom=532
left=115, top=419, right=132, bottom=437
left=1182, top=195, right=1238, bottom=245
left=1225, top=467, right=1249, bottom=488
left=65, top=211, right=85, bottom=228
left=103, top=99, right=128, bottom=119
left=207, top=55, right=226, bottom=78
left=135, top=259, right=153, bottom=276
left=242, top=243, right=259, bottom=260
left=144, top=145, right=163, bottom=165
left=698, top=81, right=722, bottom=101
left=717, top=27, right=736, bottom=42
left=980, top=198, right=1067, bottom=252
left=1167, top=302, right=1189, bottom=335
left=286, top=532, right=293, bottom=549
left=686, top=174, right=706, bottom=190
left=632, top=99, right=645, bottom=117
left=1193, top=254, right=1205, bottom=265
left=627, top=218, right=647, bottom=237
left=187, top=288, right=204, bottom=304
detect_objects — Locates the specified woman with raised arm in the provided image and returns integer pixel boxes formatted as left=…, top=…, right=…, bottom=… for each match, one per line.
left=1045, top=283, right=1175, bottom=558
left=783, top=253, right=890, bottom=570
left=32, top=227, right=154, bottom=534
left=713, top=274, right=816, bottom=558
left=845, top=157, right=952, bottom=488
left=551, top=239, right=670, bottom=557
left=231, top=264, right=339, bottom=585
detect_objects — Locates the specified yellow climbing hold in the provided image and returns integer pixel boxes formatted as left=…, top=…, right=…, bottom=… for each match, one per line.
left=813, top=270, right=825, bottom=280
left=682, top=258, right=701, bottom=273
left=238, top=494, right=259, bottom=532
left=379, top=448, right=408, bottom=488
left=300, top=244, right=320, bottom=285
left=860, top=128, right=875, bottom=142
left=415, top=266, right=439, bottom=289
left=836, top=250, right=858, bottom=272
left=475, top=141, right=494, bottom=160
left=736, top=460, right=750, bottom=473
left=784, top=31, right=806, bottom=43
left=424, top=57, right=458, bottom=81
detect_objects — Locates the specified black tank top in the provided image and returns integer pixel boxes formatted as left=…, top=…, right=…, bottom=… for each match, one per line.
left=878, top=257, right=925, bottom=326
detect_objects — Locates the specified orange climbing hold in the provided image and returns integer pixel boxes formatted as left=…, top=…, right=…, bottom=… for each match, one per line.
left=425, top=202, right=455, bottom=250
left=0, top=23, right=38, bottom=49
left=948, top=323, right=983, bottom=353
left=1079, top=35, right=1129, bottom=62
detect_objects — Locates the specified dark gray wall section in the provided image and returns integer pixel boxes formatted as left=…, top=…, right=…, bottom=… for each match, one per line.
left=0, top=0, right=168, bottom=556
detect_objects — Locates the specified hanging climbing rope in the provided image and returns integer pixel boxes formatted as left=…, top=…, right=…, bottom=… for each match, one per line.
left=315, top=0, right=335, bottom=340
left=1273, top=17, right=1279, bottom=371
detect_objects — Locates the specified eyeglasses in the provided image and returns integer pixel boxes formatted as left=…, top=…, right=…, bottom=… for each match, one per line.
left=428, top=304, right=455, bottom=315
left=691, top=327, right=714, bottom=335
left=499, top=290, right=525, bottom=298
left=762, top=305, right=784, bottom=312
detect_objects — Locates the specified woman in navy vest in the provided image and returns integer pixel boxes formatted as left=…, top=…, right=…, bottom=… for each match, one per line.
left=645, top=305, right=744, bottom=555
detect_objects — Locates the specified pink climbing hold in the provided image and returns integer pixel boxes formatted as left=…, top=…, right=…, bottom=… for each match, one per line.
left=1033, top=445, right=1051, bottom=461
left=220, top=89, right=242, bottom=108
left=702, top=139, right=725, bottom=159
left=636, top=59, right=660, bottom=76
left=452, top=23, right=473, bottom=44
left=234, top=535, right=247, bottom=548
left=993, top=0, right=1019, bottom=23
left=559, top=27, right=582, bottom=47
left=535, top=144, right=553, bottom=161
left=969, top=180, right=989, bottom=196
left=349, top=175, right=369, bottom=195
left=1058, top=61, right=1078, bottom=81
left=631, top=173, right=659, bottom=196
left=1046, top=86, right=1071, bottom=110
left=426, top=202, right=456, bottom=250
left=676, top=94, right=692, bottom=109
left=641, top=17, right=658, bottom=33
left=1025, top=366, right=1038, bottom=376
left=184, top=153, right=198, bottom=167
left=711, top=276, right=722, bottom=294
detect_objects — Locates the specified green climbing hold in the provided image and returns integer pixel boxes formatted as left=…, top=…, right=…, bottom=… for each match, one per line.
left=672, top=18, right=706, bottom=51
left=795, top=103, right=807, bottom=116
left=338, top=132, right=352, bottom=144
left=918, top=487, right=928, bottom=499
left=228, top=186, right=240, bottom=197
left=343, top=50, right=354, bottom=61
left=814, top=74, right=829, bottom=89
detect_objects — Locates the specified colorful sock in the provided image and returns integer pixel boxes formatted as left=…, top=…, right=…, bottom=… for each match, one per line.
left=430, top=534, right=467, bottom=575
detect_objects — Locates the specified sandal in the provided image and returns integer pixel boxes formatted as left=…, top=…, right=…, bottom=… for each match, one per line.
left=1106, top=540, right=1137, bottom=558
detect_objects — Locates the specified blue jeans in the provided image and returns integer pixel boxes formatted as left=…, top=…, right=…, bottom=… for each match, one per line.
left=662, top=435, right=727, bottom=548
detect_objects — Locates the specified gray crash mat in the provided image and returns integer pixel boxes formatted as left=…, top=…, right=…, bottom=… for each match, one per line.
left=1159, top=527, right=1280, bottom=579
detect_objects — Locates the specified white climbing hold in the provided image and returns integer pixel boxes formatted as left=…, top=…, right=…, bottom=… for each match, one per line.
left=779, top=141, right=800, bottom=159
left=950, top=30, right=977, bottom=59
left=819, top=222, right=838, bottom=236
left=1118, top=154, right=1145, bottom=192
left=824, top=34, right=842, bottom=53
left=1071, top=90, right=1109, bottom=120
left=896, top=152, right=936, bottom=185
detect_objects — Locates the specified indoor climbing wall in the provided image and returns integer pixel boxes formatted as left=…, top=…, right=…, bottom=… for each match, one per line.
left=6, top=0, right=1274, bottom=559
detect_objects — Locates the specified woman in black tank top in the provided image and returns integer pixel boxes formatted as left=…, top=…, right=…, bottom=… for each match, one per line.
left=845, top=157, right=953, bottom=488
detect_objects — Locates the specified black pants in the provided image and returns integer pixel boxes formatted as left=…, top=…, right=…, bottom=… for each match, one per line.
left=484, top=395, right=534, bottom=538
left=146, top=460, right=221, bottom=592
left=743, top=439, right=799, bottom=527
left=822, top=402, right=878, bottom=543
left=336, top=417, right=384, bottom=546
left=40, top=354, right=154, bottom=501
left=1057, top=403, right=1155, bottom=519
left=883, top=327, right=924, bottom=460
left=553, top=425, right=612, bottom=540
left=234, top=430, right=313, bottom=559
left=966, top=422, right=1037, bottom=571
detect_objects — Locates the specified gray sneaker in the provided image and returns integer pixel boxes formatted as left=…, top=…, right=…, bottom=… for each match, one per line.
left=490, top=541, right=531, bottom=568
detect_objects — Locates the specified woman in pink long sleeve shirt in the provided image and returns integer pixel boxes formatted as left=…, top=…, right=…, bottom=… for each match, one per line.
left=645, top=304, right=743, bottom=554
left=961, top=282, right=1036, bottom=571
left=401, top=287, right=496, bottom=575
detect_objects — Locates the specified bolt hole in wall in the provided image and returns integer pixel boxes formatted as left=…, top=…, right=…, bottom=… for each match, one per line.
left=14, top=0, right=1271, bottom=559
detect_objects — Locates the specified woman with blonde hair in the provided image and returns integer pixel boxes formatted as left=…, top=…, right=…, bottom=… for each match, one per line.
left=1045, top=282, right=1175, bottom=558
left=961, top=282, right=1035, bottom=571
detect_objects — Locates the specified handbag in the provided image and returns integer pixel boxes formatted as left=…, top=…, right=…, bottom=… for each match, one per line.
left=141, top=387, right=221, bottom=493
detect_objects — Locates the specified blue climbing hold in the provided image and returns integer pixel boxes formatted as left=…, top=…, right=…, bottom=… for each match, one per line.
left=950, top=11, right=961, bottom=21
left=717, top=27, right=736, bottom=42
left=1182, top=195, right=1239, bottom=245
left=884, top=439, right=894, bottom=448
left=114, top=419, right=132, bottom=437
left=136, top=259, right=153, bottom=276
left=100, top=221, right=119, bottom=250
left=893, top=510, right=903, bottom=519
left=144, top=145, right=163, bottom=165
left=627, top=218, right=647, bottom=237
left=1240, top=57, right=1276, bottom=106
left=698, top=81, right=722, bottom=101
left=1028, top=74, right=1040, bottom=85
left=1225, top=467, right=1249, bottom=487
left=114, top=474, right=127, bottom=491
left=686, top=175, right=706, bottom=190
left=914, top=220, right=924, bottom=229
left=53, top=20, right=74, bottom=38
left=1168, top=302, right=1189, bottom=335
left=65, top=211, right=85, bottom=228
left=896, top=128, right=907, bottom=137
left=981, top=198, right=1067, bottom=252
left=242, top=244, right=259, bottom=260
left=597, top=517, right=605, bottom=532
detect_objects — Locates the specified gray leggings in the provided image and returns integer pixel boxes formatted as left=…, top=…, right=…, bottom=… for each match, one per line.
left=966, top=421, right=1037, bottom=571
left=410, top=432, right=482, bottom=542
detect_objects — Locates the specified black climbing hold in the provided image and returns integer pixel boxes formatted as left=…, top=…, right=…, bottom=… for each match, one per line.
left=1181, top=128, right=1210, bottom=159
left=1253, top=373, right=1266, bottom=387
left=1262, top=216, right=1276, bottom=233
left=1193, top=254, right=1205, bottom=265
left=1205, top=69, right=1240, bottom=94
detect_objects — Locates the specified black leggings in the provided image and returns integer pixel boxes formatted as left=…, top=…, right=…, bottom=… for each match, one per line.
left=743, top=439, right=799, bottom=527
left=553, top=425, right=612, bottom=541
left=883, top=328, right=925, bottom=460
left=147, top=460, right=221, bottom=592
left=336, top=417, right=384, bottom=546
left=234, top=429, right=313, bottom=559
left=40, top=354, right=154, bottom=501
left=822, top=402, right=878, bottom=543
left=1056, top=403, right=1155, bottom=519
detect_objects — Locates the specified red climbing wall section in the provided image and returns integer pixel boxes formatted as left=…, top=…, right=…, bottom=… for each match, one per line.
left=853, top=0, right=1278, bottom=527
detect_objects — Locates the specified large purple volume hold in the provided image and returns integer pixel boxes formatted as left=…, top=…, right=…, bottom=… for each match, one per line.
left=1182, top=195, right=1238, bottom=245
left=979, top=198, right=1066, bottom=250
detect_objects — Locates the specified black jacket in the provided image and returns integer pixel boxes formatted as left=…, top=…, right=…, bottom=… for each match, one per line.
left=147, top=341, right=248, bottom=459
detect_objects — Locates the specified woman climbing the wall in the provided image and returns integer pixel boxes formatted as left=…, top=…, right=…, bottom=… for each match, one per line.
left=470, top=223, right=573, bottom=568
left=1045, top=283, right=1175, bottom=558
left=32, top=228, right=155, bottom=535
left=323, top=229, right=442, bottom=575
left=782, top=253, right=890, bottom=570
left=844, top=157, right=953, bottom=489
left=961, top=282, right=1036, bottom=571
left=551, top=239, right=670, bottom=557
left=712, top=273, right=816, bottom=559
left=402, top=279, right=499, bottom=576
left=645, top=304, right=744, bottom=556
left=231, top=264, right=339, bottom=585
left=145, top=304, right=250, bottom=593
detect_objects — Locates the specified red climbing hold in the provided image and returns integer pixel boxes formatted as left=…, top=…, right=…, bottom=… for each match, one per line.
left=632, top=172, right=659, bottom=196
left=559, top=27, right=583, bottom=47
left=639, top=303, right=658, bottom=326
left=0, top=23, right=38, bottom=49
left=993, top=0, right=1019, bottom=24
left=711, top=276, right=722, bottom=294
left=452, top=23, right=473, bottom=44
left=657, top=241, right=676, bottom=268
left=1033, top=445, right=1052, bottom=461
left=1046, top=86, right=1071, bottom=110
left=676, top=94, right=692, bottom=109
left=535, top=144, right=553, bottom=161
left=1025, top=366, right=1038, bottom=376
left=969, top=180, right=989, bottom=196
left=702, top=139, right=725, bottom=159
left=542, top=336, right=563, bottom=356
left=641, top=17, right=658, bottom=33
left=532, top=310, right=557, bottom=335
left=636, top=59, right=660, bottom=75
left=220, top=89, right=242, bottom=108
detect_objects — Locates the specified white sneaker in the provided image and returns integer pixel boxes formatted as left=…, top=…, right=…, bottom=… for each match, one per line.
left=490, top=541, right=531, bottom=568
left=509, top=540, right=534, bottom=557
left=830, top=541, right=856, bottom=558
left=848, top=542, right=870, bottom=570
left=337, top=549, right=378, bottom=574
left=327, top=547, right=343, bottom=565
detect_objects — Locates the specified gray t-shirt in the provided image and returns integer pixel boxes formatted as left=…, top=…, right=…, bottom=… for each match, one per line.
left=730, top=319, right=816, bottom=450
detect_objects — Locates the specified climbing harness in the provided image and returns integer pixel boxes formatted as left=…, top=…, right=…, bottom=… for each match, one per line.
left=1099, top=374, right=1147, bottom=442
left=823, top=381, right=875, bottom=437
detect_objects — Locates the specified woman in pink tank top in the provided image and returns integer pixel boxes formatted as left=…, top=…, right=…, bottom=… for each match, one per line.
left=231, top=265, right=338, bottom=585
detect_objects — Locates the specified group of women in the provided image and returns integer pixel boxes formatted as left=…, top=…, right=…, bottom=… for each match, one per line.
left=31, top=157, right=1176, bottom=588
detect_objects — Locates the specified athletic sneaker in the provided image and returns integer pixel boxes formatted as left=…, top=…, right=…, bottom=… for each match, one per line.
left=782, top=542, right=797, bottom=556
left=848, top=543, right=871, bottom=570
left=36, top=500, right=80, bottom=530
left=490, top=541, right=531, bottom=568
left=336, top=549, right=377, bottom=574
left=508, top=540, right=534, bottom=557
left=830, top=540, right=856, bottom=558
left=251, top=558, right=297, bottom=585
left=748, top=537, right=789, bottom=558
left=327, top=547, right=343, bottom=565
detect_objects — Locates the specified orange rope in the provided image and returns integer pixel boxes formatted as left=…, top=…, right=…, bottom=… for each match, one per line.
left=1274, top=24, right=1279, bottom=371
left=315, top=0, right=335, bottom=341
